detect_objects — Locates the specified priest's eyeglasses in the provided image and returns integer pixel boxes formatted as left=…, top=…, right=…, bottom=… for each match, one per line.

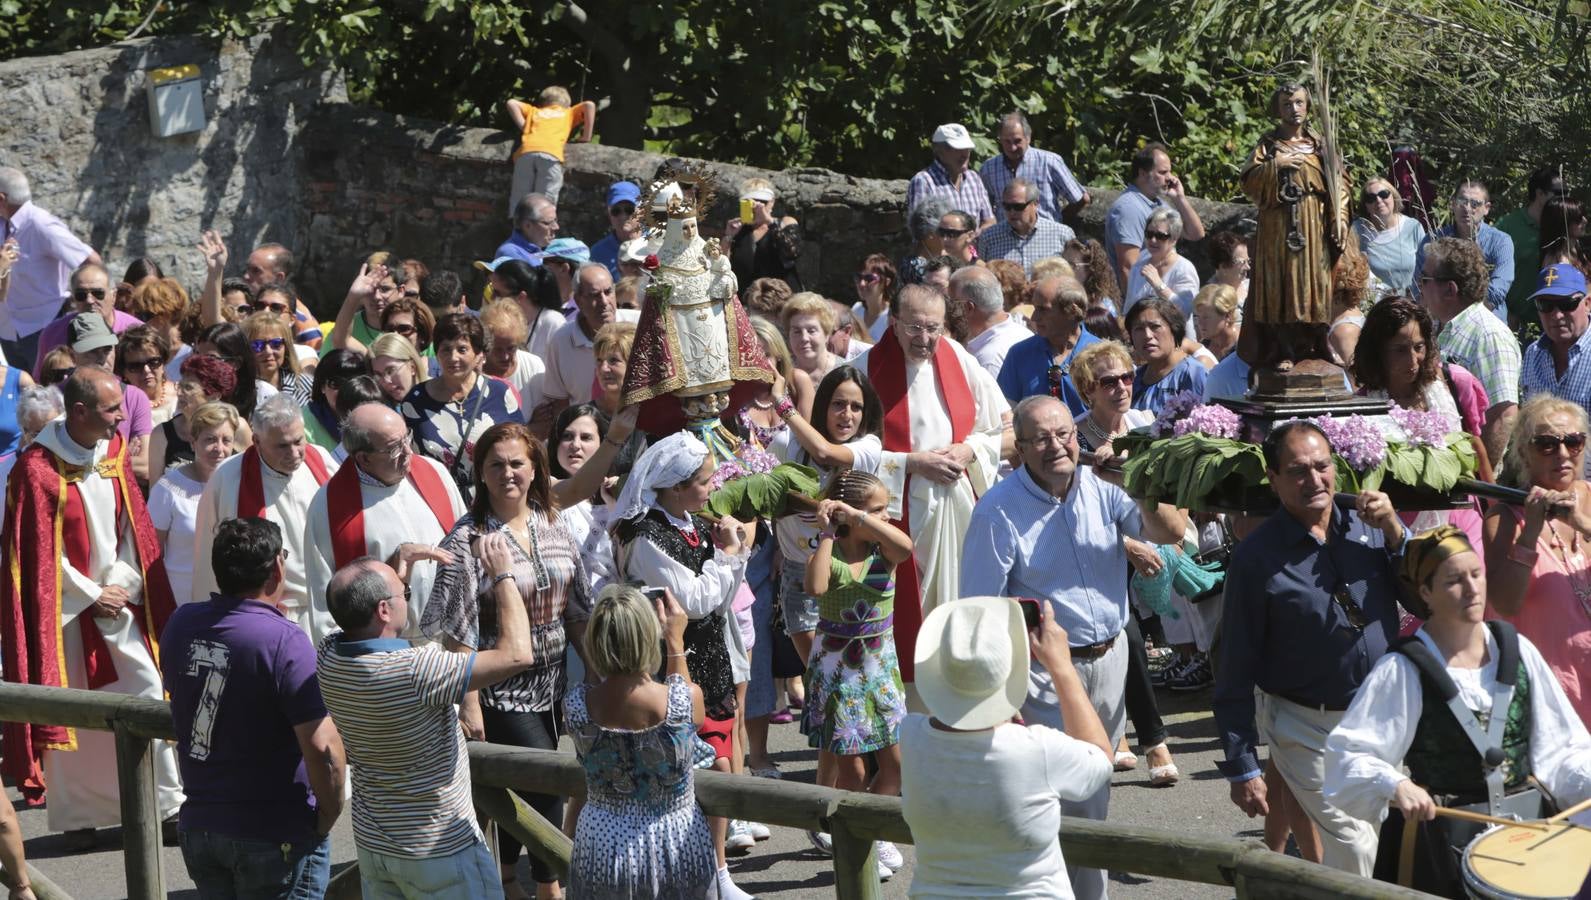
left=898, top=322, right=943, bottom=337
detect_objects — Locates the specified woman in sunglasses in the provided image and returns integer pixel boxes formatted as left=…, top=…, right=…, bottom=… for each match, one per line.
left=1483, top=394, right=1591, bottom=724
left=850, top=253, right=898, bottom=342
left=244, top=313, right=310, bottom=405
left=379, top=295, right=436, bottom=357
left=936, top=210, right=979, bottom=267
left=115, top=325, right=176, bottom=424
left=1123, top=208, right=1200, bottom=323
left=1352, top=175, right=1427, bottom=297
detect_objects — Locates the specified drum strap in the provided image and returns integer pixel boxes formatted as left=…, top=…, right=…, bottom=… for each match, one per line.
left=1393, top=621, right=1519, bottom=814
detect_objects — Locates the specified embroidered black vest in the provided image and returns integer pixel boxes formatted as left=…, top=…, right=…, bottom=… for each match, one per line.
left=619, top=510, right=738, bottom=719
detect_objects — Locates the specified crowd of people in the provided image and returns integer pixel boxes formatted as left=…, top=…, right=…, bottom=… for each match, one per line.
left=0, top=85, right=1588, bottom=900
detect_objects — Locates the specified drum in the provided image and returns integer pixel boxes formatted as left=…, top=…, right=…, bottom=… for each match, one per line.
left=1460, top=821, right=1591, bottom=899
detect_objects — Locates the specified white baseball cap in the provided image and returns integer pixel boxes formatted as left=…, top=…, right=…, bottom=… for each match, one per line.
left=932, top=123, right=975, bottom=150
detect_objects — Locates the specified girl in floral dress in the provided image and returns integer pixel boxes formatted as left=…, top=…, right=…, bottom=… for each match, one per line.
left=801, top=469, right=914, bottom=872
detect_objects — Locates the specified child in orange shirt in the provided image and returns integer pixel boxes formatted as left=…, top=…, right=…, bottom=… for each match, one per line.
left=505, top=85, right=596, bottom=215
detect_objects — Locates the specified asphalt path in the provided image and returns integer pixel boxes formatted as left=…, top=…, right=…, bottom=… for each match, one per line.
left=12, top=684, right=1265, bottom=898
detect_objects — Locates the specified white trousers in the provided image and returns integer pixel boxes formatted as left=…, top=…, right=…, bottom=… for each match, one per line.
left=1259, top=694, right=1378, bottom=877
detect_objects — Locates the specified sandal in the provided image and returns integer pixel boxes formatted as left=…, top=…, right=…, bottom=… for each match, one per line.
left=1144, top=742, right=1179, bottom=787
left=769, top=707, right=794, bottom=724
left=1113, top=737, right=1137, bottom=771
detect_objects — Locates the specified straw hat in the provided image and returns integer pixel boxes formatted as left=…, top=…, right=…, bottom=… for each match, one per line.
left=914, top=597, right=1030, bottom=730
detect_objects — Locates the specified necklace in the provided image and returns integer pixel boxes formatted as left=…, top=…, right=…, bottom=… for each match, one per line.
left=1079, top=416, right=1114, bottom=450
left=751, top=396, right=774, bottom=410
left=1543, top=521, right=1591, bottom=619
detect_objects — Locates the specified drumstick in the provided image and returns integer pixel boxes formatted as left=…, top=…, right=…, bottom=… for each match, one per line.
left=1431, top=806, right=1548, bottom=831
left=1546, top=795, right=1591, bottom=823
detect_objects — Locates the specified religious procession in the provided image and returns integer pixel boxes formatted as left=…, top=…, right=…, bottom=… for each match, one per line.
left=0, top=15, right=1589, bottom=900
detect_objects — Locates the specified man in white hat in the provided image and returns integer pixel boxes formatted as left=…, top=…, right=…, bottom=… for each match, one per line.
left=901, top=595, right=1113, bottom=899
left=960, top=393, right=1185, bottom=900
left=906, top=123, right=995, bottom=232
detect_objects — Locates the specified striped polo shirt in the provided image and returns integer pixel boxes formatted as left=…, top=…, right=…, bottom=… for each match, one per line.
left=317, top=635, right=480, bottom=858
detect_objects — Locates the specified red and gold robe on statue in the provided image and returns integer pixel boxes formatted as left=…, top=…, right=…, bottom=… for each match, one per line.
left=0, top=422, right=184, bottom=827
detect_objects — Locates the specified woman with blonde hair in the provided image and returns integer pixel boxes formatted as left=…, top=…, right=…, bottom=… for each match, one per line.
left=780, top=292, right=839, bottom=382
left=563, top=584, right=715, bottom=899
left=149, top=400, right=239, bottom=607
left=1191, top=284, right=1241, bottom=361
left=591, top=322, right=636, bottom=418
left=1352, top=174, right=1427, bottom=295
left=244, top=312, right=309, bottom=404
left=746, top=317, right=813, bottom=443
left=477, top=300, right=545, bottom=409
left=367, top=332, right=426, bottom=407
left=727, top=176, right=802, bottom=291
left=1482, top=394, right=1591, bottom=724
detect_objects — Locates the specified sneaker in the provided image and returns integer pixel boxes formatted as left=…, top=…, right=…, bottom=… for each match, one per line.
left=876, top=840, right=904, bottom=871
left=716, top=865, right=756, bottom=900
left=807, top=829, right=833, bottom=857
left=768, top=707, right=795, bottom=724
left=744, top=820, right=771, bottom=841
left=1168, top=656, right=1213, bottom=692
left=1151, top=656, right=1184, bottom=686
left=726, top=820, right=756, bottom=852
left=1144, top=644, right=1174, bottom=663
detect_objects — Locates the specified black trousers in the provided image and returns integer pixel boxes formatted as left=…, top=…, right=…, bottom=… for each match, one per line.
left=481, top=706, right=564, bottom=885
left=1122, top=616, right=1168, bottom=749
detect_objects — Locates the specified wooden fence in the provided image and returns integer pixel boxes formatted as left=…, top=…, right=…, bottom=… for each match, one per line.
left=0, top=682, right=1436, bottom=899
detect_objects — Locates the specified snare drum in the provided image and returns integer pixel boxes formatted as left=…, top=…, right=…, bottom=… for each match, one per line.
left=1461, top=821, right=1591, bottom=899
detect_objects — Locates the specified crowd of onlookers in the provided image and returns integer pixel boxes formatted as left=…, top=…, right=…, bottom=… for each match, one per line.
left=0, top=86, right=1588, bottom=900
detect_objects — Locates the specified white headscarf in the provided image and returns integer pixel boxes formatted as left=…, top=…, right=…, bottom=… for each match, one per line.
left=614, top=431, right=709, bottom=524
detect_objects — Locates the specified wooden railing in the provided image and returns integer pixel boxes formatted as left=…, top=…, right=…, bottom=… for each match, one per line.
left=0, top=682, right=1436, bottom=900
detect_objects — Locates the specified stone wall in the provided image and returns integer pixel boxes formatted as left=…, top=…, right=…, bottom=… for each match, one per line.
left=0, top=33, right=344, bottom=298
left=2, top=31, right=1254, bottom=317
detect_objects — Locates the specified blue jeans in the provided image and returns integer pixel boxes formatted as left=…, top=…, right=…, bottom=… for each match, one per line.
left=179, top=829, right=331, bottom=900
left=357, top=840, right=503, bottom=900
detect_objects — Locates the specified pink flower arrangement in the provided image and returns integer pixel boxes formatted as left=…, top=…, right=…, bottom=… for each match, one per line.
left=1310, top=414, right=1388, bottom=472
left=1151, top=391, right=1204, bottom=437
left=1388, top=403, right=1458, bottom=449
left=1172, top=403, right=1243, bottom=439
left=708, top=442, right=780, bottom=491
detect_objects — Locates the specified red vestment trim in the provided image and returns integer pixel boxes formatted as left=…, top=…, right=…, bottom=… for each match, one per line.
left=327, top=459, right=456, bottom=569
left=237, top=446, right=331, bottom=520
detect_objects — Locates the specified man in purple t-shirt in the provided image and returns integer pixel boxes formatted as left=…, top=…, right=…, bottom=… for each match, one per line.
left=162, top=517, right=346, bottom=899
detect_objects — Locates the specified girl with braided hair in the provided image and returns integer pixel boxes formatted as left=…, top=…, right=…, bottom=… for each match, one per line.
left=801, top=467, right=914, bottom=873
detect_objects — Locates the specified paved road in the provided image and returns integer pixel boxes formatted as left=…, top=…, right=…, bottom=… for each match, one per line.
left=12, top=685, right=1261, bottom=898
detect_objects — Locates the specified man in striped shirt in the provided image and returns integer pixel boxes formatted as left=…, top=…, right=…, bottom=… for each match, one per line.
left=317, top=536, right=533, bottom=899
left=907, top=124, right=995, bottom=232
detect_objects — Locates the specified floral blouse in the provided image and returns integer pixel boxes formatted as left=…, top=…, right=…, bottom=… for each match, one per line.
left=423, top=510, right=591, bottom=713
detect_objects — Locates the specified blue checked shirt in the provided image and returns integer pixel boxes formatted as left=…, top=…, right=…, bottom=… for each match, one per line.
left=978, top=147, right=1087, bottom=223
left=1522, top=327, right=1591, bottom=409
left=976, top=217, right=1076, bottom=276
left=906, top=160, right=995, bottom=225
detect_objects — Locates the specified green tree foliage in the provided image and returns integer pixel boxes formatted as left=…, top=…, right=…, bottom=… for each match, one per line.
left=4, top=0, right=1588, bottom=210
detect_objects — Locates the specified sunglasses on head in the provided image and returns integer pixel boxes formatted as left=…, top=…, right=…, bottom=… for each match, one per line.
left=1531, top=432, right=1587, bottom=455
left=1144, top=230, right=1172, bottom=242
left=72, top=287, right=107, bottom=301
left=1363, top=189, right=1393, bottom=202
left=1536, top=293, right=1585, bottom=314
left=250, top=338, right=285, bottom=352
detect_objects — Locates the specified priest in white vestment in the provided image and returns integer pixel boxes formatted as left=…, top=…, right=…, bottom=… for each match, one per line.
left=850, top=285, right=1011, bottom=688
left=304, top=403, right=464, bottom=638
left=192, top=394, right=339, bottom=640
left=0, top=368, right=183, bottom=838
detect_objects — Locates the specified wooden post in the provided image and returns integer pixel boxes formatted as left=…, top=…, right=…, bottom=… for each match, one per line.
left=472, top=785, right=572, bottom=882
left=113, top=722, right=164, bottom=900
left=827, top=814, right=881, bottom=900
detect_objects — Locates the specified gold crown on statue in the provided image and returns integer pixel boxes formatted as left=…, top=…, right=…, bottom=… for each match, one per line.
left=634, top=159, right=718, bottom=228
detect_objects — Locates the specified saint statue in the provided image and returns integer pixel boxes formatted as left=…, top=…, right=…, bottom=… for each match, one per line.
left=1235, top=83, right=1354, bottom=374
left=620, top=163, right=774, bottom=445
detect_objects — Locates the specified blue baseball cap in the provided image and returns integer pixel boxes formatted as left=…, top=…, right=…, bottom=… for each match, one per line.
left=473, top=255, right=538, bottom=272
left=606, top=181, right=641, bottom=208
left=543, top=238, right=591, bottom=264
left=1530, top=263, right=1588, bottom=300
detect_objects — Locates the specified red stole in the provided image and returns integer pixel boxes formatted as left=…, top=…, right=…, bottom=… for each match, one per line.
left=326, top=459, right=456, bottom=569
left=237, top=445, right=331, bottom=520
left=0, top=432, right=177, bottom=803
left=867, top=328, right=977, bottom=681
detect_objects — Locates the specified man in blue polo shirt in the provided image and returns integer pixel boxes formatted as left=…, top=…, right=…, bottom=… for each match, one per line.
left=589, top=181, right=642, bottom=278
left=163, top=517, right=346, bottom=899
left=998, top=275, right=1099, bottom=415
